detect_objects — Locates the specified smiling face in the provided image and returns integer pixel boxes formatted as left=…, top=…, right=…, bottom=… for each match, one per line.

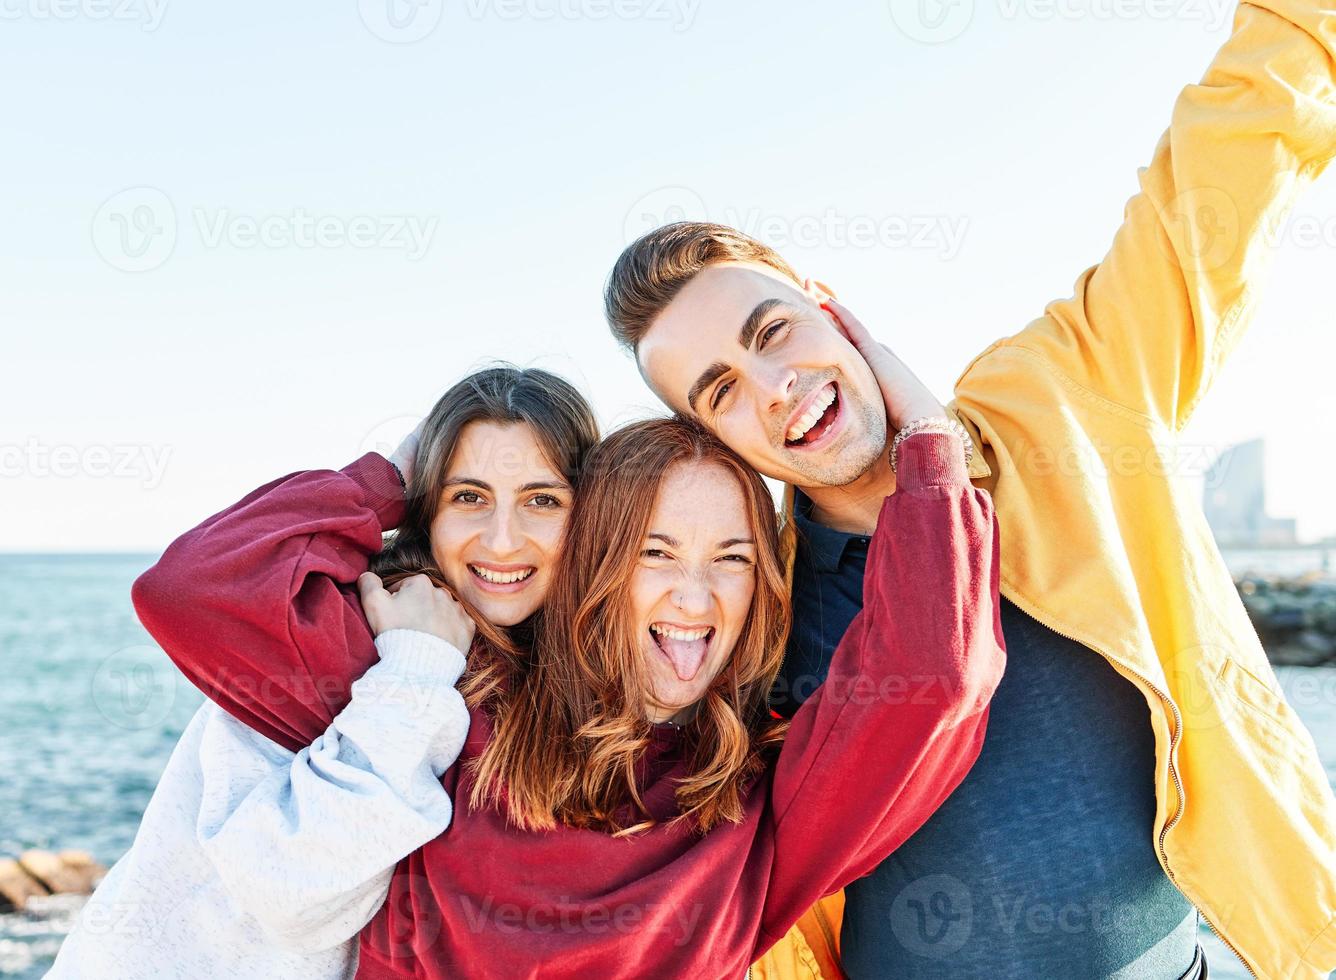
left=631, top=460, right=758, bottom=723
left=636, top=262, right=888, bottom=489
left=429, top=421, right=574, bottom=627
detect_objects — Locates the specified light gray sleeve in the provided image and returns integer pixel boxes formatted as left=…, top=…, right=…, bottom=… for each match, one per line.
left=194, top=629, right=469, bottom=952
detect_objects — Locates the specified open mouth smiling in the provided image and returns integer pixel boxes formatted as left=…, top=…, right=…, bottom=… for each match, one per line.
left=784, top=381, right=842, bottom=450
left=468, top=563, right=537, bottom=592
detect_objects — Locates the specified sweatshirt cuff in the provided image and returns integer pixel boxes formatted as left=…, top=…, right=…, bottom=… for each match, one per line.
left=341, top=453, right=407, bottom=531
left=374, top=629, right=468, bottom=687
left=894, top=432, right=970, bottom=492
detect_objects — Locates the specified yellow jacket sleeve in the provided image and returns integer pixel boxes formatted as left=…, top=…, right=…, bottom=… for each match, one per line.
left=1015, top=0, right=1336, bottom=430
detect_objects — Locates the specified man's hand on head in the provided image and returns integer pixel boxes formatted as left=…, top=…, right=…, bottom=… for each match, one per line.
left=814, top=292, right=946, bottom=430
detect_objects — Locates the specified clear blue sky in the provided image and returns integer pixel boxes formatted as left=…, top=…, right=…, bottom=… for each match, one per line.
left=4, top=0, right=1334, bottom=551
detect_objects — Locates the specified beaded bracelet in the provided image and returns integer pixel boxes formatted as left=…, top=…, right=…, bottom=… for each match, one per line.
left=889, top=415, right=974, bottom=473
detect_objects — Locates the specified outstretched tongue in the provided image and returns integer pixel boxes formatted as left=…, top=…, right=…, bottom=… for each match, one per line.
left=656, top=632, right=709, bottom=681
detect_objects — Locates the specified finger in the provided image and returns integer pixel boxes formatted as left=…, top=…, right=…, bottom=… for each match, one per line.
left=821, top=298, right=860, bottom=347
left=384, top=572, right=429, bottom=595
left=399, top=574, right=432, bottom=593
left=435, top=587, right=468, bottom=613
left=357, top=572, right=386, bottom=603
left=358, top=572, right=391, bottom=620
left=880, top=342, right=930, bottom=387
left=434, top=587, right=471, bottom=617
left=822, top=297, right=873, bottom=347
left=823, top=302, right=853, bottom=343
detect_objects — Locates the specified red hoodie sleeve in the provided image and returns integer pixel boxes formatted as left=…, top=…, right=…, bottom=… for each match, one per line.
left=758, top=431, right=1006, bottom=954
left=131, top=453, right=406, bottom=753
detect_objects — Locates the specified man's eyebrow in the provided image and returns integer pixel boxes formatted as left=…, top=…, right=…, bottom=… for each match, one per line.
left=739, top=298, right=787, bottom=350
left=687, top=362, right=729, bottom=415
left=685, top=298, right=790, bottom=414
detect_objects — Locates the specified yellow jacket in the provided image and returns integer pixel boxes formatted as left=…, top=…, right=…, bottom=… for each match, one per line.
left=750, top=894, right=845, bottom=980
left=945, top=0, right=1336, bottom=975
left=756, top=2, right=1336, bottom=977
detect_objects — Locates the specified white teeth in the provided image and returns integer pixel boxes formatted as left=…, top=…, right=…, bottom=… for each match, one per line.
left=786, top=385, right=837, bottom=442
left=651, top=624, right=711, bottom=642
left=470, top=565, right=535, bottom=585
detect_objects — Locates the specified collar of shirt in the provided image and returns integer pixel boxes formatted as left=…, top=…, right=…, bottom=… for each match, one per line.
left=792, top=489, right=872, bottom=574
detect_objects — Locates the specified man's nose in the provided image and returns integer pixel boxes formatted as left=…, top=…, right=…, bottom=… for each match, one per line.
left=759, top=362, right=797, bottom=413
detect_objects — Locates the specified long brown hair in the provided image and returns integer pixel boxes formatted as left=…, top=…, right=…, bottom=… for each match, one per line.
left=371, top=365, right=600, bottom=698
left=470, top=416, right=791, bottom=836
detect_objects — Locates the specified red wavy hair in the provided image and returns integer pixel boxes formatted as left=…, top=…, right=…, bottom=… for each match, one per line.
left=470, top=417, right=792, bottom=835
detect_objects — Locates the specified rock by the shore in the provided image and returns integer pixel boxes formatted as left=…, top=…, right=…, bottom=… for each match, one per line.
left=0, top=850, right=105, bottom=913
left=0, top=858, right=49, bottom=912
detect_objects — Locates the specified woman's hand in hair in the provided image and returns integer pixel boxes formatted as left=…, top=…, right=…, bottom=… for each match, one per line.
left=357, top=572, right=476, bottom=653
left=387, top=419, right=425, bottom=488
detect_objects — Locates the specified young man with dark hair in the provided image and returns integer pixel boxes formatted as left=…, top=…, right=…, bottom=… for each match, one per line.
left=605, top=2, right=1336, bottom=975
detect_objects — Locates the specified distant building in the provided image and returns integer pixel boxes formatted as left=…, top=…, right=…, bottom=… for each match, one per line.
left=1203, top=439, right=1297, bottom=547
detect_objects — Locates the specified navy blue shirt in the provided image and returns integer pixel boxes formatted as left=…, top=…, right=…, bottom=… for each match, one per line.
left=781, top=492, right=1199, bottom=979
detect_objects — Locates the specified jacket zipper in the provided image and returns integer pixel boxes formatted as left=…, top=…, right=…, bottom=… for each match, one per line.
left=1000, top=586, right=1259, bottom=980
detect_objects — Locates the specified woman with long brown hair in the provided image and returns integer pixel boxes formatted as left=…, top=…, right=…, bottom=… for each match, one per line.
left=52, top=365, right=600, bottom=980
left=153, top=410, right=1005, bottom=978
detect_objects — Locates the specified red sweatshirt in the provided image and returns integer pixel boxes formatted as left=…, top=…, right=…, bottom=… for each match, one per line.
left=133, top=434, right=1005, bottom=980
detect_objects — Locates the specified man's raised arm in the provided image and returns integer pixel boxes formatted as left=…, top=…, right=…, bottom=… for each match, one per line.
left=1016, top=0, right=1335, bottom=429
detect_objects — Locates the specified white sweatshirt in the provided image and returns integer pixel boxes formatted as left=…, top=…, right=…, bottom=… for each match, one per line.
left=48, top=629, right=468, bottom=980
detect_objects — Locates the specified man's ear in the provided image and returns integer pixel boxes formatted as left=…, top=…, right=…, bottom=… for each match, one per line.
left=802, top=277, right=838, bottom=305
left=803, top=278, right=839, bottom=329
